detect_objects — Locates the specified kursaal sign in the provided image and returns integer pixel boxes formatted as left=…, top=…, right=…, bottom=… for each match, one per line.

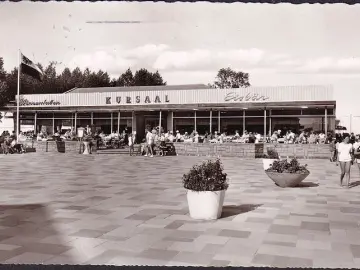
left=105, top=95, right=171, bottom=104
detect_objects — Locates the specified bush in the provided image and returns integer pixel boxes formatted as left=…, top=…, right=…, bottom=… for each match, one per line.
left=266, top=158, right=309, bottom=174
left=182, top=159, right=229, bottom=192
left=263, top=148, right=280, bottom=159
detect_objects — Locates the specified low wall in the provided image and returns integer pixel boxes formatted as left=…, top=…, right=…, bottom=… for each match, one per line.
left=172, top=143, right=331, bottom=159
left=8, top=141, right=331, bottom=159
left=26, top=141, right=89, bottom=154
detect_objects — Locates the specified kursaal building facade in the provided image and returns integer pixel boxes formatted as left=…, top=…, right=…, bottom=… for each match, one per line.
left=7, top=84, right=336, bottom=140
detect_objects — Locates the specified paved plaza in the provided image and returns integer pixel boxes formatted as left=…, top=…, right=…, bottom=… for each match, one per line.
left=0, top=153, right=360, bottom=267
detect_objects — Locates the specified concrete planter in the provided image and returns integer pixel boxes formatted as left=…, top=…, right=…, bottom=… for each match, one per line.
left=265, top=171, right=310, bottom=188
left=186, top=189, right=226, bottom=220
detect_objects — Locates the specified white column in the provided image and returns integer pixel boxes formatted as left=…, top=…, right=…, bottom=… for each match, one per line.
left=110, top=112, right=113, bottom=133
left=34, top=112, right=37, bottom=135
left=268, top=109, right=272, bottom=136
left=74, top=112, right=77, bottom=131
left=264, top=109, right=267, bottom=139
left=52, top=112, right=55, bottom=134
left=159, top=110, right=162, bottom=134
left=117, top=111, right=120, bottom=133
left=167, top=112, right=173, bottom=133
left=209, top=110, right=212, bottom=134
left=242, top=110, right=245, bottom=134
left=194, top=110, right=197, bottom=132
left=324, top=107, right=328, bottom=135
left=132, top=111, right=136, bottom=133
left=91, top=112, right=94, bottom=125
left=218, top=111, right=221, bottom=133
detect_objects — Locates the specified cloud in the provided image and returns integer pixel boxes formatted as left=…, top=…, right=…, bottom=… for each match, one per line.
left=153, top=49, right=212, bottom=70
left=69, top=50, right=134, bottom=74
left=125, top=44, right=169, bottom=59
left=68, top=43, right=360, bottom=77
left=287, top=57, right=360, bottom=74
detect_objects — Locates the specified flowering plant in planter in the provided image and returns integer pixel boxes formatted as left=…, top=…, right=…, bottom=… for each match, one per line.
left=182, top=159, right=229, bottom=192
left=182, top=159, right=229, bottom=220
left=265, top=158, right=310, bottom=188
left=266, top=158, right=309, bottom=174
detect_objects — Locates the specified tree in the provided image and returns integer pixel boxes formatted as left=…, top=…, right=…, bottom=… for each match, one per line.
left=212, top=67, right=250, bottom=89
left=111, top=68, right=166, bottom=87
left=0, top=57, right=168, bottom=104
left=133, top=68, right=166, bottom=86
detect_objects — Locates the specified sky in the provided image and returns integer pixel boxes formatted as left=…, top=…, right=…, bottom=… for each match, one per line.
left=0, top=2, right=360, bottom=132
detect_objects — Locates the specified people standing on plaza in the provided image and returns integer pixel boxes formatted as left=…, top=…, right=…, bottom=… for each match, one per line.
left=337, top=135, right=354, bottom=188
left=128, top=131, right=135, bottom=156
left=144, top=129, right=154, bottom=157
left=353, top=135, right=360, bottom=172
left=329, top=137, right=337, bottom=162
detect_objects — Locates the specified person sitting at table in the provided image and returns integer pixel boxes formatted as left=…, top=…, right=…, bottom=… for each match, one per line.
left=203, top=132, right=209, bottom=143
left=184, top=132, right=189, bottom=140
left=168, top=131, right=175, bottom=142
left=255, top=132, right=261, bottom=143
left=175, top=130, right=181, bottom=142
left=234, top=130, right=240, bottom=139
left=194, top=131, right=200, bottom=143
left=241, top=130, right=249, bottom=143
left=271, top=131, right=278, bottom=143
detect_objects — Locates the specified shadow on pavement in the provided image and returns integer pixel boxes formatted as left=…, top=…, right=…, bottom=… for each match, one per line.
left=297, top=182, right=319, bottom=188
left=221, top=204, right=263, bottom=219
left=350, top=181, right=360, bottom=188
left=0, top=203, right=74, bottom=264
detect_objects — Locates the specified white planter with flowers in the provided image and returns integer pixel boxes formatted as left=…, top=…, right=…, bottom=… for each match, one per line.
left=182, top=159, right=229, bottom=220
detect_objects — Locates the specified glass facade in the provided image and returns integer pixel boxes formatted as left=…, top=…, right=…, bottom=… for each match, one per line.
left=16, top=106, right=335, bottom=136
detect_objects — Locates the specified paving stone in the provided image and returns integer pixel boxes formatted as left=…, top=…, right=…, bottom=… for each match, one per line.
left=0, top=154, right=359, bottom=266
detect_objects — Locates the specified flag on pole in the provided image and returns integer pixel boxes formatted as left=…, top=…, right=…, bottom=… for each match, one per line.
left=20, top=53, right=43, bottom=81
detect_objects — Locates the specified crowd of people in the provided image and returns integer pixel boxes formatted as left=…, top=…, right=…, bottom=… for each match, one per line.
left=0, top=130, right=26, bottom=154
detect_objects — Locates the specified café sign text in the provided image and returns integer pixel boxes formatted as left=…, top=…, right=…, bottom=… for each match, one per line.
left=224, top=92, right=269, bottom=102
left=106, top=95, right=170, bottom=105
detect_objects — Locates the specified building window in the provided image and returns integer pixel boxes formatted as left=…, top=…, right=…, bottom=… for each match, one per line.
left=220, top=111, right=243, bottom=117
left=173, top=118, right=194, bottom=134
left=301, top=108, right=325, bottom=116
left=37, top=113, right=54, bottom=119
left=77, top=112, right=92, bottom=119
left=54, top=113, right=73, bottom=119
left=196, top=111, right=211, bottom=118
left=244, top=110, right=264, bottom=117
left=173, top=111, right=195, bottom=118
left=271, top=116, right=332, bottom=133
left=271, top=109, right=302, bottom=116
left=327, top=108, right=334, bottom=116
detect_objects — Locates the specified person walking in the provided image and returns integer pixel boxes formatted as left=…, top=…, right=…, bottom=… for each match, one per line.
left=353, top=135, right=360, bottom=172
left=329, top=137, right=337, bottom=162
left=144, top=129, right=154, bottom=157
left=128, top=131, right=135, bottom=156
left=337, top=135, right=354, bottom=188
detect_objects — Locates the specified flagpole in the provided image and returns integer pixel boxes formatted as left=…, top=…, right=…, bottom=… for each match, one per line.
left=16, top=49, right=21, bottom=142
